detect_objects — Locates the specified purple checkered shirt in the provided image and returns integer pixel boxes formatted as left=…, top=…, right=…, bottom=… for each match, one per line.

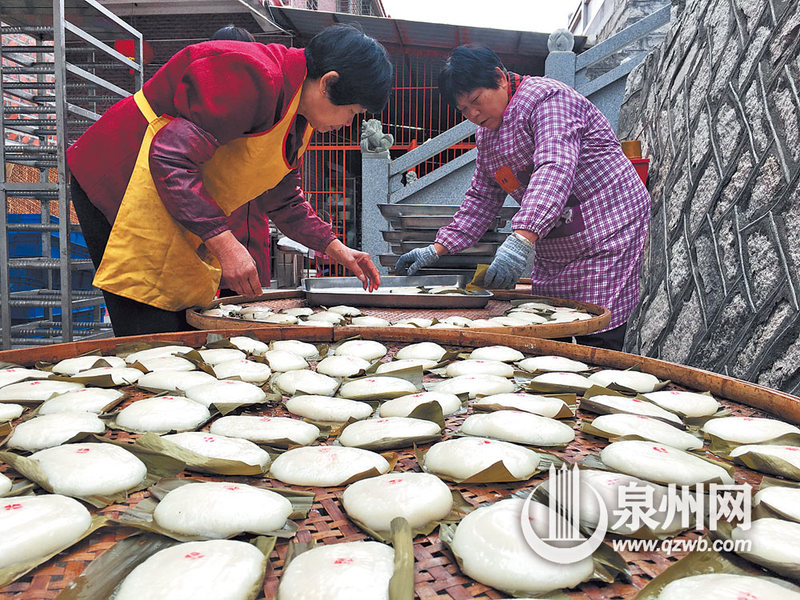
left=436, top=76, right=651, bottom=330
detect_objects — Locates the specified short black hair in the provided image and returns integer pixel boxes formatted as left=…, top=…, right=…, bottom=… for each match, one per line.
left=438, top=45, right=507, bottom=107
left=304, top=24, right=392, bottom=114
left=211, top=25, right=255, bottom=42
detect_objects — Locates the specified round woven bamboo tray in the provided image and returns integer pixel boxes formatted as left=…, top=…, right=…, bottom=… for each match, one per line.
left=185, top=289, right=612, bottom=339
left=1, top=328, right=798, bottom=599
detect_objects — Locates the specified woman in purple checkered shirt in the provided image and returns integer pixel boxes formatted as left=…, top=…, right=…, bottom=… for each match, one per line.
left=395, top=46, right=651, bottom=351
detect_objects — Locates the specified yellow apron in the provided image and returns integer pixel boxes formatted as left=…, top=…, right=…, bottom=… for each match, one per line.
left=93, top=87, right=313, bottom=311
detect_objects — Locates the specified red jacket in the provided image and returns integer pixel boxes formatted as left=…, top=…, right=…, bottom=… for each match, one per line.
left=68, top=41, right=335, bottom=285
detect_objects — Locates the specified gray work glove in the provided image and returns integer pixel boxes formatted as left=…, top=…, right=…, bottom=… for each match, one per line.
left=394, top=244, right=439, bottom=276
left=483, top=234, right=534, bottom=289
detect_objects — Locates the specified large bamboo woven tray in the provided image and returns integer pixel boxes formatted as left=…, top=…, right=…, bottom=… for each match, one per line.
left=185, top=289, right=612, bottom=339
left=1, top=328, right=798, bottom=599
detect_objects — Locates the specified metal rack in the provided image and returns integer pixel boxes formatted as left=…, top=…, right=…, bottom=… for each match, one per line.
left=1, top=0, right=144, bottom=348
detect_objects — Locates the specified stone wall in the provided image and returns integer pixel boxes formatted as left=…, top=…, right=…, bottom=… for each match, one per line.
left=618, top=0, right=800, bottom=393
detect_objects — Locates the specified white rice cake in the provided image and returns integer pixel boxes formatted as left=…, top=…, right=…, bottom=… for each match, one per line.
left=469, top=346, right=525, bottom=363
left=334, top=340, right=388, bottom=361
left=732, top=518, right=800, bottom=572
left=395, top=342, right=446, bottom=362
left=530, top=372, right=593, bottom=391
left=423, top=437, right=540, bottom=481
left=32, top=443, right=147, bottom=497
left=0, top=380, right=84, bottom=403
left=274, top=370, right=338, bottom=396
left=517, top=355, right=589, bottom=373
left=72, top=366, right=143, bottom=385
left=240, top=307, right=275, bottom=321
left=210, top=415, right=319, bottom=446
left=51, top=355, right=125, bottom=375
left=394, top=317, right=433, bottom=328
left=754, top=486, right=800, bottom=522
left=473, top=393, right=569, bottom=418
left=198, top=348, right=246, bottom=365
left=591, top=413, right=703, bottom=450
left=487, top=316, right=528, bottom=327
left=583, top=394, right=683, bottom=424
left=263, top=350, right=308, bottom=372
left=642, top=390, right=720, bottom=417
left=703, top=416, right=800, bottom=443
left=350, top=316, right=391, bottom=327
left=270, top=340, right=320, bottom=359
left=433, top=374, right=515, bottom=398
left=601, top=440, right=734, bottom=485
left=123, top=345, right=194, bottom=364
left=375, top=359, right=436, bottom=374
left=441, top=316, right=473, bottom=327
left=0, top=472, right=11, bottom=495
left=0, top=403, right=24, bottom=420
left=153, top=481, right=292, bottom=537
left=551, top=469, right=685, bottom=535
left=451, top=498, right=593, bottom=595
left=0, top=367, right=52, bottom=388
left=379, top=392, right=462, bottom=417
left=114, top=539, right=266, bottom=600
left=260, top=314, right=299, bottom=325
left=270, top=446, right=390, bottom=486
left=7, top=412, right=105, bottom=452
left=116, top=396, right=210, bottom=433
left=278, top=541, right=394, bottom=600
left=135, top=355, right=196, bottom=372
left=445, top=360, right=514, bottom=378
left=306, top=311, right=345, bottom=324
left=281, top=307, right=314, bottom=317
left=656, top=573, right=800, bottom=600
left=0, top=494, right=92, bottom=569
left=730, top=444, right=800, bottom=472
left=212, top=359, right=272, bottom=384
left=588, top=370, right=661, bottom=393
left=137, top=370, right=217, bottom=393
left=284, top=395, right=373, bottom=423
left=39, top=388, right=124, bottom=415
left=338, top=377, right=417, bottom=399
left=460, top=411, right=575, bottom=446
left=163, top=432, right=270, bottom=470
left=316, top=355, right=371, bottom=378
left=338, top=417, right=441, bottom=447
left=328, top=305, right=362, bottom=316
left=505, top=311, right=549, bottom=324
left=343, top=472, right=452, bottom=531
left=229, top=336, right=270, bottom=356
left=515, top=301, right=557, bottom=311
left=466, top=319, right=495, bottom=328
left=185, top=380, right=267, bottom=408
left=295, top=320, right=334, bottom=328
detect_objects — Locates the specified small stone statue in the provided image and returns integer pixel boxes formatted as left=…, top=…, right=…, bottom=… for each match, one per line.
left=547, top=28, right=575, bottom=52
left=360, top=119, right=394, bottom=153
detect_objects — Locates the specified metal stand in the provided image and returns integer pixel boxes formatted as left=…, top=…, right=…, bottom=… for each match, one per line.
left=1, top=0, right=144, bottom=348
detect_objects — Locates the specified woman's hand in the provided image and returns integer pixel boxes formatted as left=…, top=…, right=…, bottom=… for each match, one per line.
left=324, top=239, right=381, bottom=291
left=205, top=230, right=262, bottom=297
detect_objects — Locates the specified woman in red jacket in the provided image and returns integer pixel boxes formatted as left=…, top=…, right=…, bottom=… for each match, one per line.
left=68, top=25, right=391, bottom=335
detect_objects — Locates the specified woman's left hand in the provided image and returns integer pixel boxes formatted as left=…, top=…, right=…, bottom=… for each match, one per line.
left=324, top=239, right=381, bottom=291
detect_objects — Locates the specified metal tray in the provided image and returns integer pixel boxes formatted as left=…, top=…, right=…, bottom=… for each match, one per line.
left=398, top=215, right=508, bottom=230
left=302, top=275, right=492, bottom=308
left=379, top=203, right=518, bottom=219
left=379, top=254, right=495, bottom=268
left=382, top=230, right=505, bottom=243
left=391, top=242, right=500, bottom=255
